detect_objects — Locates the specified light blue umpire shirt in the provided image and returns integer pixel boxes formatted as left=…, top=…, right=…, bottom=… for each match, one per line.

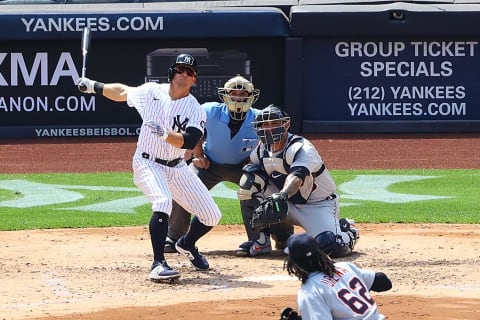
left=202, top=102, right=260, bottom=165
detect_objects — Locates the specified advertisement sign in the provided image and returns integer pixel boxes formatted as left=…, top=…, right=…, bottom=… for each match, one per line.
left=0, top=9, right=288, bottom=138
left=289, top=3, right=480, bottom=133
left=302, top=38, right=480, bottom=122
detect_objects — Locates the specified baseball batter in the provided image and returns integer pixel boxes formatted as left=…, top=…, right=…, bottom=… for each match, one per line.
left=76, top=53, right=222, bottom=282
left=238, top=104, right=359, bottom=258
left=283, top=233, right=392, bottom=320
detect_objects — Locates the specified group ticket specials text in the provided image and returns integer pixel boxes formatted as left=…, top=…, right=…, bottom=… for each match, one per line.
left=334, top=41, right=477, bottom=118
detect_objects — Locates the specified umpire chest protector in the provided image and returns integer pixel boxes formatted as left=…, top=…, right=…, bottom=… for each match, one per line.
left=256, top=134, right=320, bottom=204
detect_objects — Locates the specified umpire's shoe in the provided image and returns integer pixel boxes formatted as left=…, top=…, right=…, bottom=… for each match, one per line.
left=175, top=236, right=210, bottom=270
left=149, top=260, right=180, bottom=282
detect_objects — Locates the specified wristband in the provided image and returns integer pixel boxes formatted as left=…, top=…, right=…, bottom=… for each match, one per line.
left=94, top=81, right=105, bottom=95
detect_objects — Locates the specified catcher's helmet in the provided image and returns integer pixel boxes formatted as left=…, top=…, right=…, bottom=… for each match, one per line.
left=218, top=75, right=260, bottom=121
left=167, top=53, right=198, bottom=82
left=253, top=104, right=290, bottom=145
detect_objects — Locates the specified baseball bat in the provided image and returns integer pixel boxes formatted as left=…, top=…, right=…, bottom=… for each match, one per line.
left=79, top=27, right=91, bottom=91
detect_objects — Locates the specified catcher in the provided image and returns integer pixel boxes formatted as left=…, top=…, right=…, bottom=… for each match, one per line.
left=280, top=233, right=392, bottom=320
left=237, top=104, right=359, bottom=258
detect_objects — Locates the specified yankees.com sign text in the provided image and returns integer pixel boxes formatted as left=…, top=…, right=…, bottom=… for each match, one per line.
left=303, top=39, right=480, bottom=121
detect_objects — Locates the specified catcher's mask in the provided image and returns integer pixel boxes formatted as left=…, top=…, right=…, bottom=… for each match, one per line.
left=218, top=75, right=260, bottom=121
left=253, top=104, right=290, bottom=145
left=167, top=53, right=198, bottom=82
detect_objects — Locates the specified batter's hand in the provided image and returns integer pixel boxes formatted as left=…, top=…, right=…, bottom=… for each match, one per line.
left=76, top=77, right=96, bottom=94
left=192, top=156, right=210, bottom=169
left=144, top=120, right=168, bottom=139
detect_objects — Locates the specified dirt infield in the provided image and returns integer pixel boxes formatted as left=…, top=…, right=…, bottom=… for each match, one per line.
left=0, top=133, right=479, bottom=320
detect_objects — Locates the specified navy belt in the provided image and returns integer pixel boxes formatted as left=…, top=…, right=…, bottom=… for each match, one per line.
left=142, top=152, right=182, bottom=167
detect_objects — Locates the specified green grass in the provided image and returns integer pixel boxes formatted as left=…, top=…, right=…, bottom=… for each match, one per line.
left=0, top=169, right=478, bottom=230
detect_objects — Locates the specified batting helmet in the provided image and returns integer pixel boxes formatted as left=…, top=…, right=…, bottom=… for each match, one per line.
left=167, top=53, right=198, bottom=82
left=253, top=104, right=290, bottom=145
left=218, top=75, right=260, bottom=121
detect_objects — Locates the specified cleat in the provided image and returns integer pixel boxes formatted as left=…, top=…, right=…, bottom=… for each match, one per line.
left=339, top=218, right=360, bottom=240
left=236, top=241, right=253, bottom=257
left=175, top=236, right=209, bottom=270
left=339, top=218, right=360, bottom=250
left=164, top=236, right=178, bottom=253
left=149, top=260, right=180, bottom=283
left=249, top=237, right=272, bottom=256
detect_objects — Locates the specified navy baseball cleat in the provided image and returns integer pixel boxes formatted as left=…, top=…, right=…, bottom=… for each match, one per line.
left=149, top=260, right=180, bottom=282
left=175, top=236, right=210, bottom=270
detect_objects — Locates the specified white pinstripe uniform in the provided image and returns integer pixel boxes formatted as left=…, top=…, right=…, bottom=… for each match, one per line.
left=128, top=82, right=221, bottom=227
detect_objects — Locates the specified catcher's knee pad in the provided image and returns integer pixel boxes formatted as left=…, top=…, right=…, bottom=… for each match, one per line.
left=315, top=231, right=352, bottom=258
left=237, top=164, right=268, bottom=200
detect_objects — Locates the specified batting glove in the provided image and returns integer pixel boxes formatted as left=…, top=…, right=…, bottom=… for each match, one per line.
left=145, top=120, right=168, bottom=140
left=76, top=77, right=96, bottom=94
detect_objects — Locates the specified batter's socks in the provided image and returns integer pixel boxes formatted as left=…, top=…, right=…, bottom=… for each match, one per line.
left=183, top=216, right=212, bottom=246
left=149, top=211, right=169, bottom=263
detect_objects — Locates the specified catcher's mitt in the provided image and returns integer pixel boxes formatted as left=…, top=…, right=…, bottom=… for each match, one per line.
left=280, top=307, right=302, bottom=320
left=251, top=192, right=288, bottom=230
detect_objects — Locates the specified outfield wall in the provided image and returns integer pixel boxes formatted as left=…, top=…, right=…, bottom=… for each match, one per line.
left=0, top=1, right=479, bottom=138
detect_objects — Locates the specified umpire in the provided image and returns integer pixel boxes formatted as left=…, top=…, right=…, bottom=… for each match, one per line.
left=165, top=75, right=293, bottom=256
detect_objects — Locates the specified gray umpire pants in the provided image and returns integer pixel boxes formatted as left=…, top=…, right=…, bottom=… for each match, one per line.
left=167, top=161, right=293, bottom=246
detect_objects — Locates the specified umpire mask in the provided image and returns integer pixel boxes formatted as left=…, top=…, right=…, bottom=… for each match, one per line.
left=218, top=75, right=260, bottom=121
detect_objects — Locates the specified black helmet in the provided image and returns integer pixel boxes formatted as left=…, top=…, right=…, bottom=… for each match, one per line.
left=167, top=53, right=198, bottom=82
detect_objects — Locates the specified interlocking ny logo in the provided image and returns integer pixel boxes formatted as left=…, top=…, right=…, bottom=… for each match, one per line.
left=182, top=55, right=192, bottom=64
left=172, top=115, right=189, bottom=132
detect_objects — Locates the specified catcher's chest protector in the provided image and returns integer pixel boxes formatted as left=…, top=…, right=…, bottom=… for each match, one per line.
left=258, top=135, right=314, bottom=204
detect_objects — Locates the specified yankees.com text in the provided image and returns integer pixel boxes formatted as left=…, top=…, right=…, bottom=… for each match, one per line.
left=347, top=101, right=466, bottom=117
left=22, top=16, right=163, bottom=33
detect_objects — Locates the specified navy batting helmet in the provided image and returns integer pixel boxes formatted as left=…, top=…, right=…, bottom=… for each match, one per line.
left=167, top=53, right=198, bottom=82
